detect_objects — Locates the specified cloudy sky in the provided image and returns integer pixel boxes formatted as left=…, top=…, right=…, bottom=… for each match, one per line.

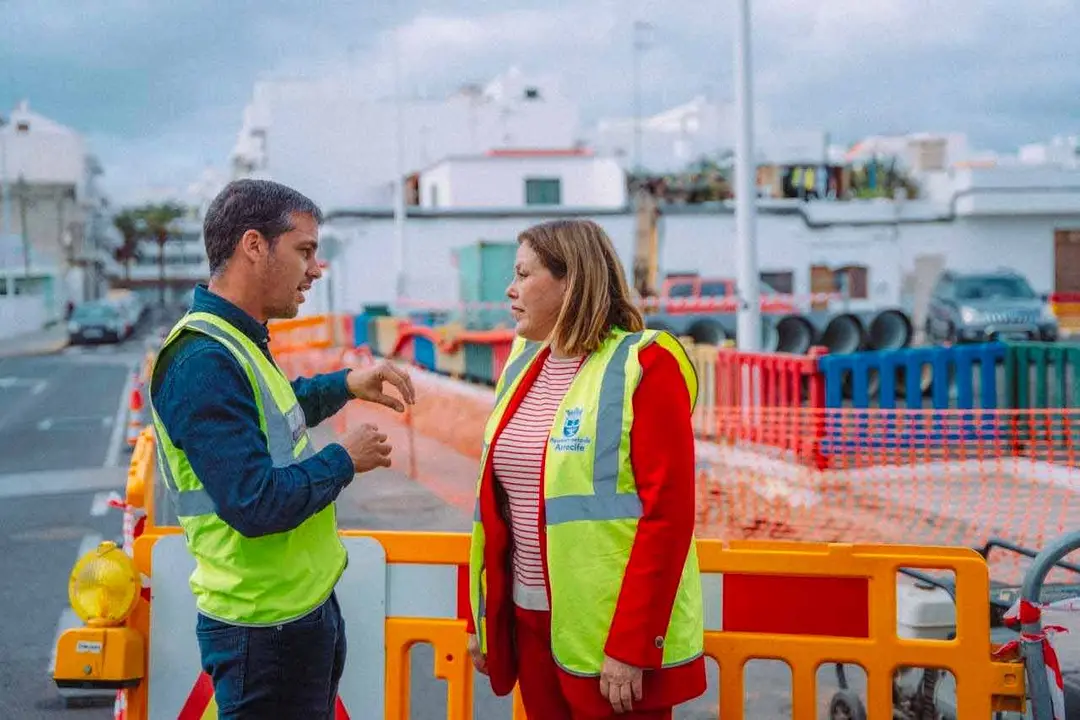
left=2, top=0, right=1077, bottom=205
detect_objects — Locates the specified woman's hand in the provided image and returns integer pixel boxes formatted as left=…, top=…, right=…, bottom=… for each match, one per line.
left=599, top=655, right=643, bottom=714
left=467, top=634, right=488, bottom=675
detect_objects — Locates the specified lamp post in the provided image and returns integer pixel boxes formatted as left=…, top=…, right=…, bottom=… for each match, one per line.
left=0, top=114, right=12, bottom=296
left=632, top=21, right=653, bottom=176
left=391, top=32, right=406, bottom=306
left=734, top=0, right=761, bottom=350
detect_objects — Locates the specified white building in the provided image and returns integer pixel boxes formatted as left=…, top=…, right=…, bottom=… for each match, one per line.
left=418, top=148, right=626, bottom=210
left=229, top=67, right=580, bottom=210
left=313, top=160, right=1080, bottom=333
left=590, top=94, right=829, bottom=171
left=0, top=100, right=110, bottom=337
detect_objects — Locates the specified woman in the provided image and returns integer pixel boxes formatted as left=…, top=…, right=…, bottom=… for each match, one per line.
left=466, top=219, right=706, bottom=719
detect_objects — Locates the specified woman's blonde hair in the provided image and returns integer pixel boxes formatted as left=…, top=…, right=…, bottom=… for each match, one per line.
left=518, top=218, right=644, bottom=356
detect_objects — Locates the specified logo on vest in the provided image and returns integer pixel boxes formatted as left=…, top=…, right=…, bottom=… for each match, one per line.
left=287, top=404, right=307, bottom=444
left=551, top=407, right=591, bottom=452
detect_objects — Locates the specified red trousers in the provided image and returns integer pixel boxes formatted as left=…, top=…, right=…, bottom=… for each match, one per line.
left=514, top=607, right=673, bottom=720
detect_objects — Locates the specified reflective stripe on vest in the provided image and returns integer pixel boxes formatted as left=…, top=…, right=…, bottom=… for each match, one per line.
left=152, top=317, right=314, bottom=520
left=546, top=331, right=642, bottom=525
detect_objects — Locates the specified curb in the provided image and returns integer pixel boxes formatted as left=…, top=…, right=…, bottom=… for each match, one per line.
left=0, top=339, right=69, bottom=359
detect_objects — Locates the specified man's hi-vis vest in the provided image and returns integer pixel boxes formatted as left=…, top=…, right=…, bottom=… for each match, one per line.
left=150, top=311, right=347, bottom=626
left=469, top=327, right=705, bottom=676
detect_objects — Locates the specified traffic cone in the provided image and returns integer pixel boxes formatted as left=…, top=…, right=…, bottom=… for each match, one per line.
left=126, top=383, right=145, bottom=448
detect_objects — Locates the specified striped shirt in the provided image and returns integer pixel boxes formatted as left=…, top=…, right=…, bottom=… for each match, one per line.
left=491, top=352, right=584, bottom=611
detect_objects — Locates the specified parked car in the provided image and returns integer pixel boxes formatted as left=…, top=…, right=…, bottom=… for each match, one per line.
left=67, top=300, right=131, bottom=344
left=926, top=269, right=1058, bottom=343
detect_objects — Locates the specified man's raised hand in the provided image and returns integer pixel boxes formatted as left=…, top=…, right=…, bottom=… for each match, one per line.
left=345, top=358, right=416, bottom=412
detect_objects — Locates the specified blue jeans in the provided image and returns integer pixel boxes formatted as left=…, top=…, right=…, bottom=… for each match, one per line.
left=195, top=592, right=346, bottom=719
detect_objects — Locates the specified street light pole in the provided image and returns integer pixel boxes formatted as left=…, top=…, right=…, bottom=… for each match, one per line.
left=0, top=115, right=12, bottom=296
left=734, top=0, right=761, bottom=350
left=632, top=21, right=652, bottom=176
left=391, top=33, right=406, bottom=307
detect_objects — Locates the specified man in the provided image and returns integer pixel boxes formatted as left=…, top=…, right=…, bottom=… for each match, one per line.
left=149, top=178, right=415, bottom=719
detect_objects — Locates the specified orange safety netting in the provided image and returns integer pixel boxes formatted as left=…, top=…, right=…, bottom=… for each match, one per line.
left=275, top=348, right=1080, bottom=584
left=696, top=407, right=1080, bottom=583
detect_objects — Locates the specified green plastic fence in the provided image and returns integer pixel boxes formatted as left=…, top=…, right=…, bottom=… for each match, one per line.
left=1004, top=341, right=1080, bottom=461
left=463, top=342, right=494, bottom=384
left=1004, top=342, right=1080, bottom=409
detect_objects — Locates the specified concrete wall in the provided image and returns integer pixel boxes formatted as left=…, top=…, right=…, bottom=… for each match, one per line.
left=321, top=207, right=1080, bottom=315
left=0, top=294, right=47, bottom=340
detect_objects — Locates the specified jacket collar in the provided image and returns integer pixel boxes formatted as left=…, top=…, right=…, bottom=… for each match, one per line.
left=190, top=284, right=270, bottom=347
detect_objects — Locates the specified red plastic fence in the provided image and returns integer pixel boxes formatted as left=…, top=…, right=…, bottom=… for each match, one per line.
left=709, top=347, right=828, bottom=468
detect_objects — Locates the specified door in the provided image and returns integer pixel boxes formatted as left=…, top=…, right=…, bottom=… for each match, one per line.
left=810, top=265, right=834, bottom=310
left=1054, top=230, right=1080, bottom=293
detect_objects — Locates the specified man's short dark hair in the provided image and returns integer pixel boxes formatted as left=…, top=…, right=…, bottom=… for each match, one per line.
left=203, top=179, right=323, bottom=276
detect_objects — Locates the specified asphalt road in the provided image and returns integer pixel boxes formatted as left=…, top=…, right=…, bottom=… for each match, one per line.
left=0, top=325, right=157, bottom=719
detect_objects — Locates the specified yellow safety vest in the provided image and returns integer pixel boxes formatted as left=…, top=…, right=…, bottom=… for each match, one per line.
left=469, top=328, right=704, bottom=675
left=150, top=311, right=347, bottom=625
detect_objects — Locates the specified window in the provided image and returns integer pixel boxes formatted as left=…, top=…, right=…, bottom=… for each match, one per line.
left=760, top=271, right=794, bottom=294
left=525, top=178, right=561, bottom=206
left=954, top=275, right=1035, bottom=300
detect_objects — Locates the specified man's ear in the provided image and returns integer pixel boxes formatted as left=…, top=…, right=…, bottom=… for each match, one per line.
left=238, top=229, right=266, bottom=264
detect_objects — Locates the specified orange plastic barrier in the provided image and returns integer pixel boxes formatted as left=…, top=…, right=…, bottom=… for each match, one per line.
left=267, top=314, right=354, bottom=355
left=115, top=428, right=1025, bottom=719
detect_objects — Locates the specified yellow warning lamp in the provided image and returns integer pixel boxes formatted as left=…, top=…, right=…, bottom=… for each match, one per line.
left=53, top=541, right=145, bottom=691
left=69, top=540, right=140, bottom=625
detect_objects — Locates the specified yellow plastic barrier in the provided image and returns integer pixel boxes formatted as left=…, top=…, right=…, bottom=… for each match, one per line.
left=434, top=323, right=468, bottom=379
left=373, top=316, right=403, bottom=358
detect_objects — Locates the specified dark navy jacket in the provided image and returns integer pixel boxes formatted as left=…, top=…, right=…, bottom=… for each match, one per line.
left=150, top=285, right=355, bottom=538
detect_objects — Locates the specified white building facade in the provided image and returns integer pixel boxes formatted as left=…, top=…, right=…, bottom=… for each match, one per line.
left=418, top=149, right=626, bottom=210
left=312, top=164, right=1080, bottom=332
left=229, top=67, right=581, bottom=210
left=0, top=100, right=110, bottom=337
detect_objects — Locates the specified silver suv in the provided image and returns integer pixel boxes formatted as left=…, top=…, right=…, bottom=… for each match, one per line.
left=926, top=270, right=1058, bottom=343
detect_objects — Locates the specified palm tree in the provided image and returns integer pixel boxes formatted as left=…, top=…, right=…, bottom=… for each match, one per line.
left=112, top=209, right=141, bottom=282
left=137, top=203, right=185, bottom=307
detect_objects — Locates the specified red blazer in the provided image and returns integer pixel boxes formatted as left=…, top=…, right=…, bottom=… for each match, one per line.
left=468, top=341, right=707, bottom=712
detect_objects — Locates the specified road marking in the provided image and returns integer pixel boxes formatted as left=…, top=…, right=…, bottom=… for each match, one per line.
left=105, top=363, right=138, bottom=469
left=0, top=468, right=126, bottom=500
left=36, top=416, right=112, bottom=431
left=0, top=376, right=48, bottom=394
left=90, top=491, right=120, bottom=517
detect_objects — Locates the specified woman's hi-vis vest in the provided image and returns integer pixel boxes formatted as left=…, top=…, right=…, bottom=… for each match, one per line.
left=149, top=311, right=347, bottom=626
left=469, top=327, right=705, bottom=676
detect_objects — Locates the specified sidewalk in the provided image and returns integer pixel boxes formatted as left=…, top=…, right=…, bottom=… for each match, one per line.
left=0, top=323, right=68, bottom=358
